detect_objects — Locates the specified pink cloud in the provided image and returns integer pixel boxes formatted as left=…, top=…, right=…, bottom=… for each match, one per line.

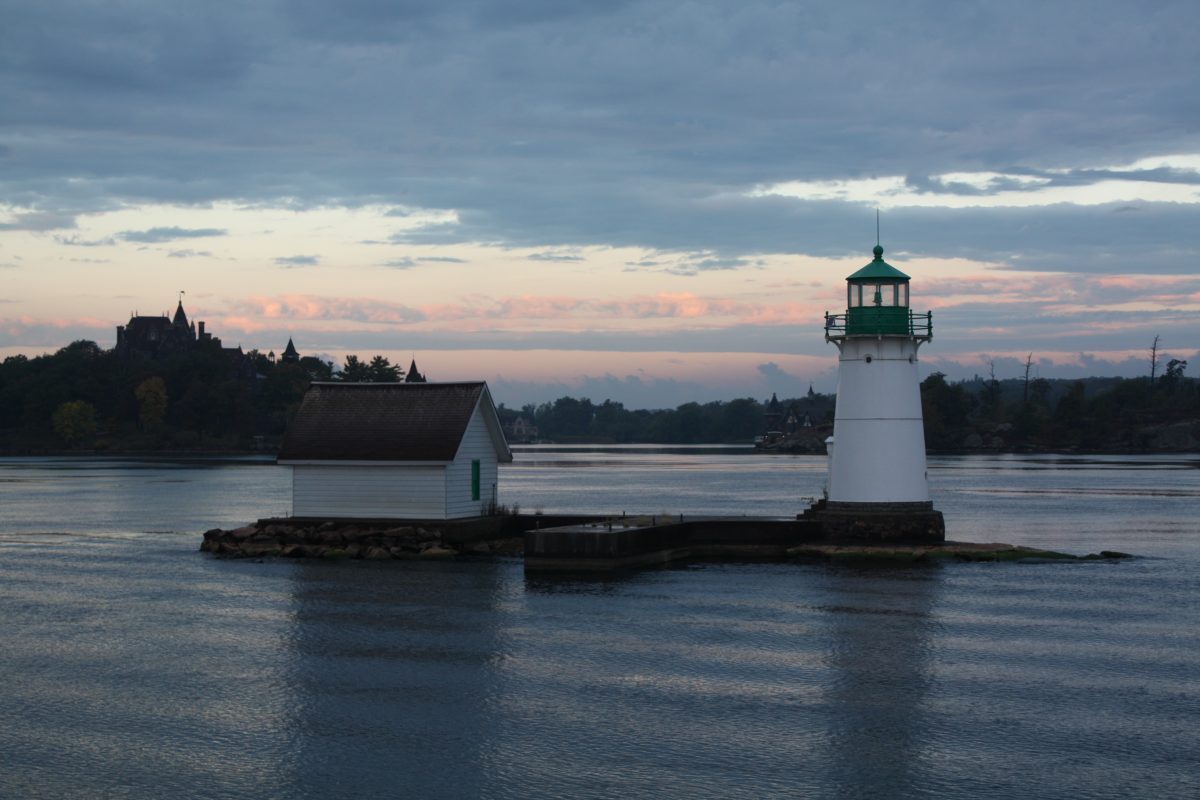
left=1095, top=275, right=1200, bottom=290
left=218, top=295, right=427, bottom=328
left=3, top=315, right=109, bottom=333
left=199, top=292, right=795, bottom=336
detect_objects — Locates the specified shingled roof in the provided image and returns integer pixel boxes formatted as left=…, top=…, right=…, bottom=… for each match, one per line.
left=278, top=382, right=512, bottom=463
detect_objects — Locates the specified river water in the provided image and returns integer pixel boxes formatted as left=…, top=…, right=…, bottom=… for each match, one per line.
left=1, top=450, right=1197, bottom=799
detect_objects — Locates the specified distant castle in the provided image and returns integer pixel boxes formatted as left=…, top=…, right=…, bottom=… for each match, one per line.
left=114, top=298, right=298, bottom=375
left=113, top=297, right=427, bottom=382
left=116, top=299, right=212, bottom=359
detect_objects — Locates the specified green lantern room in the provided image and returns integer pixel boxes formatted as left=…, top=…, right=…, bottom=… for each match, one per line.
left=845, top=245, right=911, bottom=336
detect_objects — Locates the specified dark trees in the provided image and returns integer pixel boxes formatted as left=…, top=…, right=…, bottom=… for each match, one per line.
left=338, top=354, right=402, bottom=382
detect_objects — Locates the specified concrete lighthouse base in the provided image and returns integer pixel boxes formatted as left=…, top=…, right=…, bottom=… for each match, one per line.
left=818, top=501, right=945, bottom=544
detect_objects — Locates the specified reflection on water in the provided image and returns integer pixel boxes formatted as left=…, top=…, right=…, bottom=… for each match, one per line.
left=281, top=561, right=510, bottom=798
left=819, top=569, right=940, bottom=797
left=0, top=453, right=1198, bottom=799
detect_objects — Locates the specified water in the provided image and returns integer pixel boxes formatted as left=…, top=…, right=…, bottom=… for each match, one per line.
left=1, top=450, right=1198, bottom=799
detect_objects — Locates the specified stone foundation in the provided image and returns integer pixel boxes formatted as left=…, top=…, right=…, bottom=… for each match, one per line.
left=818, top=501, right=945, bottom=544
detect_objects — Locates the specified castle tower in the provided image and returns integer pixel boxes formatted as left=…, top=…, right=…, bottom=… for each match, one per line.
left=820, top=244, right=944, bottom=542
left=405, top=358, right=427, bottom=383
left=282, top=338, right=300, bottom=364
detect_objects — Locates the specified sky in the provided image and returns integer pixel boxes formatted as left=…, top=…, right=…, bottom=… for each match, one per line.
left=2, top=0, right=1197, bottom=408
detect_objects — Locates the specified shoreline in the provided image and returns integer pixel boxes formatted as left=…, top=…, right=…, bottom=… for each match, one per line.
left=201, top=516, right=1135, bottom=570
left=5, top=445, right=1199, bottom=458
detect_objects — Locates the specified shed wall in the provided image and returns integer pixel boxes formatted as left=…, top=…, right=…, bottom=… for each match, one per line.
left=292, top=465, right=448, bottom=519
left=445, top=408, right=500, bottom=517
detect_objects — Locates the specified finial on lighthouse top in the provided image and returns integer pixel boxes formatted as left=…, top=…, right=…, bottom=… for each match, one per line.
left=847, top=244, right=909, bottom=282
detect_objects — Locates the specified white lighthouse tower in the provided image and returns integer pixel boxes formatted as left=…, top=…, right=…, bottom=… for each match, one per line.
left=821, top=244, right=944, bottom=542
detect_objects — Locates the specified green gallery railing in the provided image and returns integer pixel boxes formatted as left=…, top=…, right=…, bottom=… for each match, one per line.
left=824, top=309, right=933, bottom=339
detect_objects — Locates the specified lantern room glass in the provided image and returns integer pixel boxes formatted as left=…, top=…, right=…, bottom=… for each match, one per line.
left=848, top=281, right=909, bottom=308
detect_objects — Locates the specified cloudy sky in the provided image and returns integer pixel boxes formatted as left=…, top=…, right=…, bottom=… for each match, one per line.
left=2, top=0, right=1197, bottom=407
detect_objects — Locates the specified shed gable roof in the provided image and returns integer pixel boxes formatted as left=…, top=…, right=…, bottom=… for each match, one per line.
left=278, top=382, right=511, bottom=463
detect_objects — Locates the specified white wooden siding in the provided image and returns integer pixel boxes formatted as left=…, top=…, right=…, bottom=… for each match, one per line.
left=445, top=407, right=499, bottom=517
left=292, top=464, right=448, bottom=519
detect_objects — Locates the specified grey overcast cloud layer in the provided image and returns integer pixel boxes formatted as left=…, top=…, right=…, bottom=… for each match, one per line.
left=1, top=0, right=1198, bottom=405
left=2, top=0, right=1198, bottom=269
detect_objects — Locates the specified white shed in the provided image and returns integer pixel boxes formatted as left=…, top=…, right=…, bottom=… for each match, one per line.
left=277, top=381, right=513, bottom=520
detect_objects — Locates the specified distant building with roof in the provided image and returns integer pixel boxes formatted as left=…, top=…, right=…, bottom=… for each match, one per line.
left=278, top=382, right=512, bottom=519
left=506, top=416, right=539, bottom=443
left=114, top=296, right=302, bottom=381
left=115, top=299, right=209, bottom=360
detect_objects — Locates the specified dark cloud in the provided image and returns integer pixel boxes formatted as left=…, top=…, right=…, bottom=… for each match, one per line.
left=489, top=372, right=748, bottom=410
left=526, top=252, right=585, bottom=262
left=1, top=1, right=1198, bottom=271
left=118, top=227, right=227, bottom=243
left=661, top=254, right=761, bottom=276
left=167, top=249, right=214, bottom=258
left=53, top=234, right=115, bottom=247
left=381, top=255, right=467, bottom=267
left=0, top=210, right=76, bottom=231
left=905, top=165, right=1200, bottom=197
left=756, top=361, right=817, bottom=398
left=274, top=254, right=319, bottom=267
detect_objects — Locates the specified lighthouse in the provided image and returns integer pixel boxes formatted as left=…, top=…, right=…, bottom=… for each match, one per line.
left=820, top=244, right=945, bottom=543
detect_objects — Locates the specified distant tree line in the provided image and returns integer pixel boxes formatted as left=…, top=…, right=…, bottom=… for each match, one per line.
left=0, top=341, right=413, bottom=452
left=0, top=340, right=1194, bottom=453
left=493, top=368, right=1195, bottom=451
left=496, top=391, right=837, bottom=444
left=921, top=360, right=1196, bottom=451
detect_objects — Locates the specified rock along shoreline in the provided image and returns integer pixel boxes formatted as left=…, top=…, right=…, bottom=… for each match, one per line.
left=201, top=519, right=523, bottom=561
left=201, top=517, right=1133, bottom=567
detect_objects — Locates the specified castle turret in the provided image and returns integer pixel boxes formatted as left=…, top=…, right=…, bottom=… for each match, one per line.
left=820, top=244, right=944, bottom=542
left=405, top=358, right=427, bottom=383
left=764, top=392, right=782, bottom=433
left=282, top=338, right=300, bottom=364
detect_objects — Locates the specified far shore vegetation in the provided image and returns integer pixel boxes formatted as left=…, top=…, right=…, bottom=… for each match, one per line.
left=0, top=340, right=1195, bottom=454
